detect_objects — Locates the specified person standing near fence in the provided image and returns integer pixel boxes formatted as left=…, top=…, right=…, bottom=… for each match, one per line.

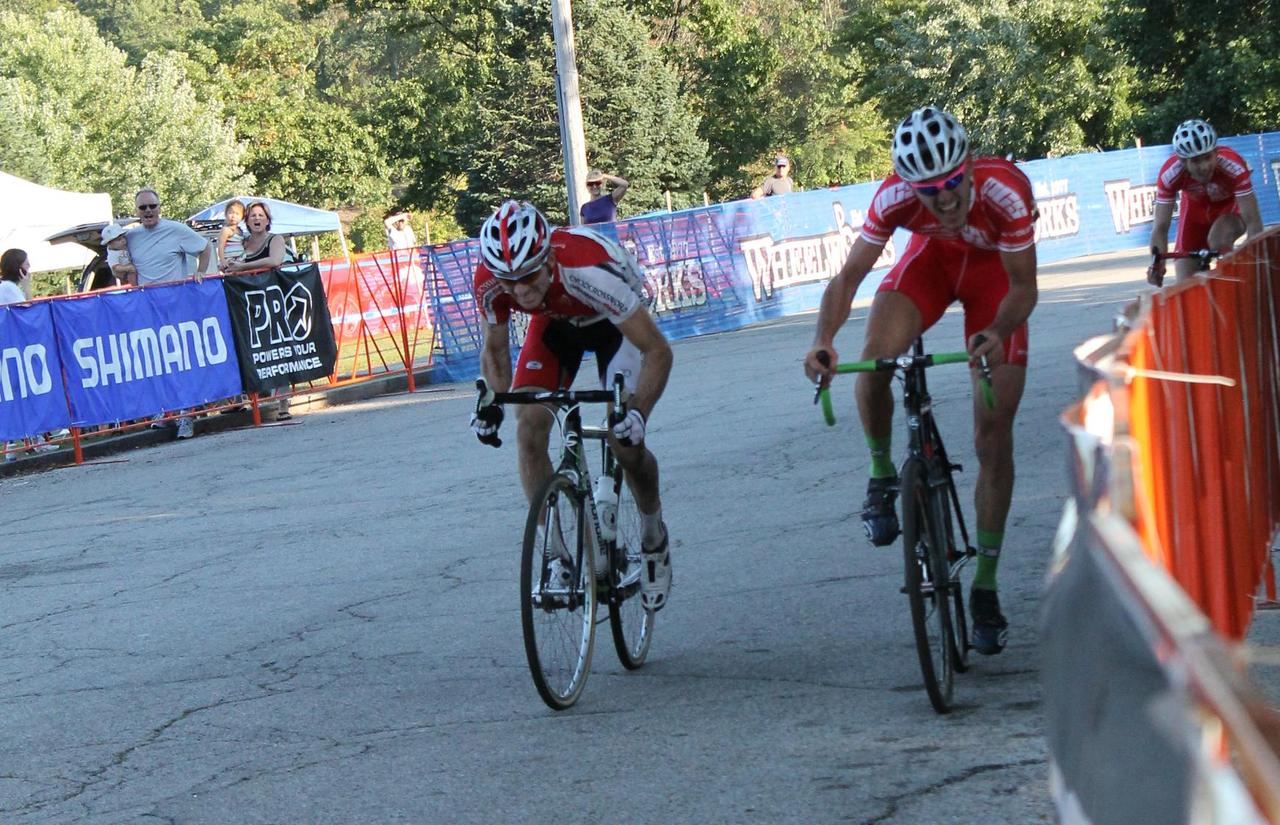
left=126, top=188, right=211, bottom=286
left=1147, top=119, right=1264, bottom=285
left=0, top=248, right=32, bottom=304
left=579, top=169, right=629, bottom=224
left=752, top=155, right=794, bottom=199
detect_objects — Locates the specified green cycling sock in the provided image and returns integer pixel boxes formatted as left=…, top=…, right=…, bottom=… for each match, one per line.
left=865, top=433, right=895, bottom=479
left=973, top=528, right=1003, bottom=590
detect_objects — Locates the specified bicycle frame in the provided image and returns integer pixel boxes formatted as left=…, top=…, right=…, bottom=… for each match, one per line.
left=898, top=339, right=976, bottom=564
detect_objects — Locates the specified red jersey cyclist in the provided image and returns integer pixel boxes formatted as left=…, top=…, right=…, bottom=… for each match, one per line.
left=469, top=200, right=674, bottom=611
left=1148, top=118, right=1264, bottom=284
left=803, top=106, right=1040, bottom=656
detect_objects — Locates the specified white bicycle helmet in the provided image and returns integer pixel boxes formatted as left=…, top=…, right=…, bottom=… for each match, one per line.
left=1171, top=119, right=1217, bottom=159
left=478, top=200, right=551, bottom=279
left=891, top=106, right=969, bottom=182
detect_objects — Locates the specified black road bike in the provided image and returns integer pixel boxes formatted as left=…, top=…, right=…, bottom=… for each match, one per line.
left=476, top=376, right=653, bottom=710
left=814, top=338, right=994, bottom=713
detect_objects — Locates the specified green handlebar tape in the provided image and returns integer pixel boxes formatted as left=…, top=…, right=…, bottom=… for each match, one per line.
left=820, top=388, right=836, bottom=425
left=981, top=379, right=996, bottom=410
left=931, top=352, right=970, bottom=365
left=834, top=359, right=876, bottom=374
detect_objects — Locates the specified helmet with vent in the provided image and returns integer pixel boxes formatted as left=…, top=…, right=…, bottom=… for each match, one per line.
left=891, top=106, right=969, bottom=182
left=1172, top=119, right=1217, bottom=159
left=478, top=200, right=551, bottom=279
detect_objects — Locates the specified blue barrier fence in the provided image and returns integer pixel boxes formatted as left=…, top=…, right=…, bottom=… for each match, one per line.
left=426, top=131, right=1280, bottom=382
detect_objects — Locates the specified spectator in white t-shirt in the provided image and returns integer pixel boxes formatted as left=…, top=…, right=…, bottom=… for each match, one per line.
left=125, top=187, right=211, bottom=285
left=384, top=212, right=417, bottom=250
left=0, top=248, right=31, bottom=305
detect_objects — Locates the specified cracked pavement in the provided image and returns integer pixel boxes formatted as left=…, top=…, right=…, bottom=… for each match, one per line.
left=0, top=250, right=1148, bottom=823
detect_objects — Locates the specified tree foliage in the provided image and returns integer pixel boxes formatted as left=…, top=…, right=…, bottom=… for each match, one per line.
left=1, top=0, right=1276, bottom=247
left=0, top=8, right=250, bottom=215
left=843, top=0, right=1138, bottom=158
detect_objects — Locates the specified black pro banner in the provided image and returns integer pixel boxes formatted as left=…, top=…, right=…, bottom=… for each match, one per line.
left=222, top=264, right=338, bottom=394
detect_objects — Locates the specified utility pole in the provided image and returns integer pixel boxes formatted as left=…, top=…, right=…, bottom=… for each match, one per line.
left=551, top=0, right=589, bottom=225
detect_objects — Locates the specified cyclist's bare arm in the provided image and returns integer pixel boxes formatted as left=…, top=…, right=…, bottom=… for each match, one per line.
left=614, top=309, right=673, bottom=421
left=1149, top=200, right=1175, bottom=256
left=1238, top=191, right=1265, bottom=239
left=974, top=246, right=1038, bottom=365
left=480, top=321, right=513, bottom=393
left=805, top=237, right=884, bottom=383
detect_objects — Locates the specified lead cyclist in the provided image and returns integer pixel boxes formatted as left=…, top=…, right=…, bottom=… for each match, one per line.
left=469, top=200, right=674, bottom=611
left=803, top=106, right=1041, bottom=656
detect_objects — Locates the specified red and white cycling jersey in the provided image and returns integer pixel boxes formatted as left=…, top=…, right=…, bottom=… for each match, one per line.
left=473, top=226, right=645, bottom=327
left=860, top=157, right=1037, bottom=254
left=1154, top=146, right=1253, bottom=206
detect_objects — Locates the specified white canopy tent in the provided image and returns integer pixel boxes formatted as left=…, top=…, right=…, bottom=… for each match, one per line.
left=189, top=196, right=351, bottom=261
left=0, top=171, right=112, bottom=273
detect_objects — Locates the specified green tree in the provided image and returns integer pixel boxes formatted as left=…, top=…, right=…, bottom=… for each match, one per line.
left=843, top=0, right=1138, bottom=158
left=1104, top=0, right=1280, bottom=140
left=0, top=8, right=250, bottom=215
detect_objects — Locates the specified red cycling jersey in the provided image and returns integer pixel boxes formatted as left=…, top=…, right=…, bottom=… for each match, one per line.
left=1154, top=146, right=1253, bottom=207
left=860, top=157, right=1037, bottom=366
left=860, top=157, right=1037, bottom=254
left=473, top=226, right=645, bottom=327
left=473, top=225, right=648, bottom=390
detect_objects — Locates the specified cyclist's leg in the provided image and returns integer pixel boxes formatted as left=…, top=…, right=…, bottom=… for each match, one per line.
left=1173, top=194, right=1211, bottom=281
left=514, top=317, right=584, bottom=504
left=958, top=255, right=1028, bottom=653
left=594, top=322, right=670, bottom=609
left=1206, top=201, right=1245, bottom=254
left=857, top=237, right=945, bottom=545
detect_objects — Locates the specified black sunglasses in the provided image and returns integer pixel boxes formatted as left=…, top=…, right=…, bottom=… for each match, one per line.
left=137, top=203, right=160, bottom=211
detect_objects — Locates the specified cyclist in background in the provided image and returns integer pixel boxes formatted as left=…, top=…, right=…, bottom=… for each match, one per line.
left=470, top=200, right=674, bottom=611
left=1148, top=118, right=1264, bottom=284
left=803, top=106, right=1039, bottom=656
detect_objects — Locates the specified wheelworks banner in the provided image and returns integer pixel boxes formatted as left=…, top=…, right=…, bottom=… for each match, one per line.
left=222, top=264, right=337, bottom=393
left=0, top=302, right=72, bottom=440
left=51, top=281, right=243, bottom=426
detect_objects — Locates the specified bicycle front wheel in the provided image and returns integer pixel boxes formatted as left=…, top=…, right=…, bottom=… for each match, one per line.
left=900, top=458, right=956, bottom=714
left=609, top=478, right=653, bottom=669
left=521, top=473, right=596, bottom=710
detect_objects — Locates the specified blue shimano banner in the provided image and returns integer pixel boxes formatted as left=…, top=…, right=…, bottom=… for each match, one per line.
left=427, top=132, right=1280, bottom=381
left=0, top=302, right=72, bottom=441
left=51, top=281, right=243, bottom=426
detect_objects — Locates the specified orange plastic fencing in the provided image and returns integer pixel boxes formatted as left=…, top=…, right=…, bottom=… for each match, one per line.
left=1121, top=231, right=1280, bottom=639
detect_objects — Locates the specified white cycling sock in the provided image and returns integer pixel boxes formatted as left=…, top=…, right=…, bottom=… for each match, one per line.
left=640, top=508, right=665, bottom=550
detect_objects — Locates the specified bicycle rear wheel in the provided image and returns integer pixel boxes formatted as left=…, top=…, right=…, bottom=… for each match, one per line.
left=521, top=473, right=596, bottom=710
left=609, top=478, right=653, bottom=669
left=900, top=458, right=956, bottom=713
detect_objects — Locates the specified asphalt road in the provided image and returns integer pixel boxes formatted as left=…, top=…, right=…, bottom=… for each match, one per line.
left=1, top=249, right=1147, bottom=824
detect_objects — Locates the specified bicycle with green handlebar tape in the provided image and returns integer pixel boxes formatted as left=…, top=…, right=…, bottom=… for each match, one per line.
left=811, top=335, right=995, bottom=713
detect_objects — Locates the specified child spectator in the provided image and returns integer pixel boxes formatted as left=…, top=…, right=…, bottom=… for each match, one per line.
left=218, top=200, right=247, bottom=270
left=100, top=224, right=136, bottom=286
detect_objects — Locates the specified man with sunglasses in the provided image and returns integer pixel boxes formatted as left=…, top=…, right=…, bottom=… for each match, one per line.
left=803, top=106, right=1039, bottom=656
left=470, top=200, right=674, bottom=612
left=125, top=187, right=211, bottom=286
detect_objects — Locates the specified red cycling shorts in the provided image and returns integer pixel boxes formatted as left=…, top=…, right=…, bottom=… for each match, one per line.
left=1174, top=194, right=1239, bottom=253
left=513, top=314, right=641, bottom=391
left=876, top=234, right=1029, bottom=367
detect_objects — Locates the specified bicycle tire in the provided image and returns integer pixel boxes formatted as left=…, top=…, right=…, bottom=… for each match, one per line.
left=521, top=473, right=596, bottom=710
left=936, top=485, right=970, bottom=673
left=900, top=458, right=956, bottom=713
left=609, top=478, right=653, bottom=669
